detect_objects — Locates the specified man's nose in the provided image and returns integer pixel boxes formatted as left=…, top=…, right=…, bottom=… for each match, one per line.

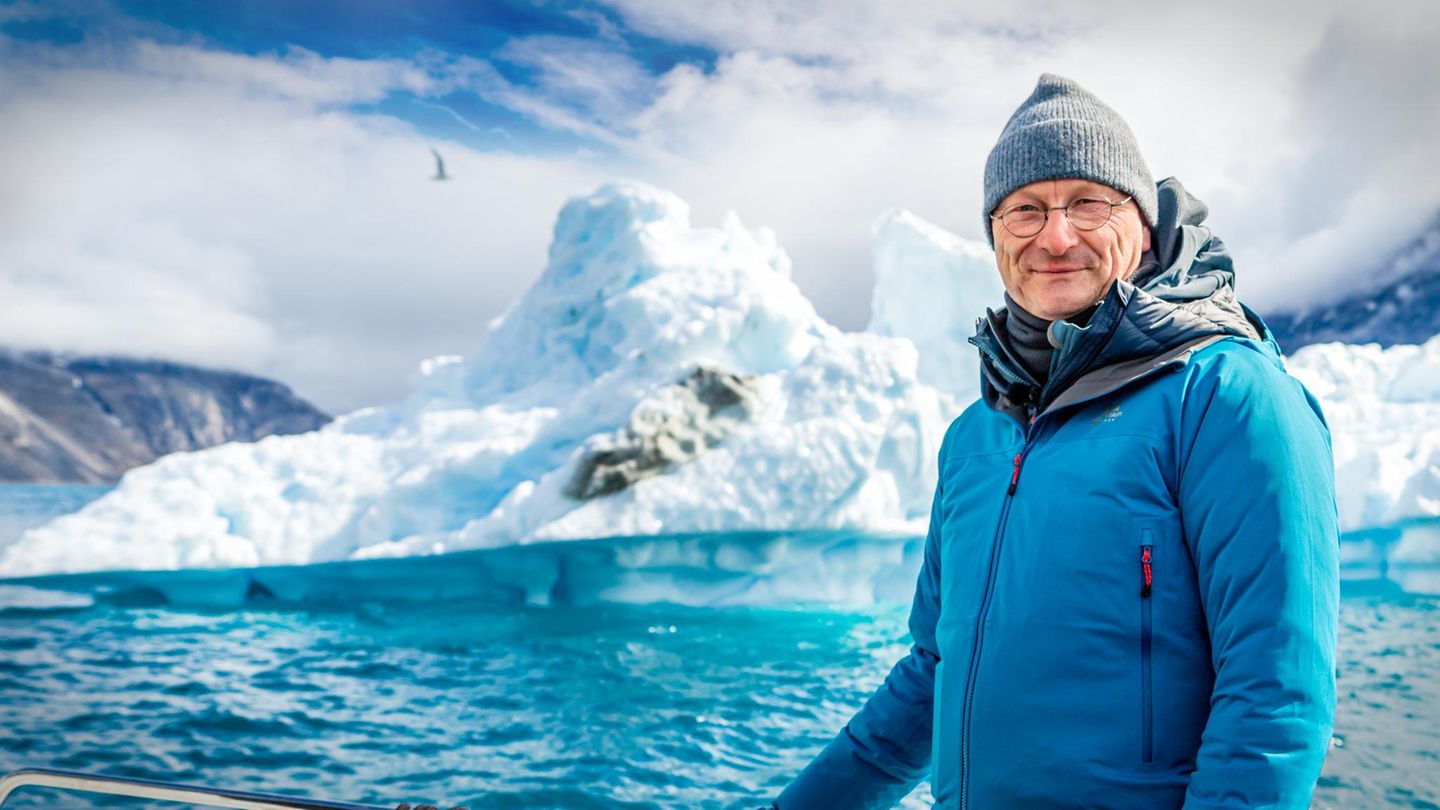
left=1033, top=207, right=1081, bottom=253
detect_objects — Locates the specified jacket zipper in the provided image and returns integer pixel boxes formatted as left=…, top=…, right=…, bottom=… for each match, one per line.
left=959, top=430, right=1030, bottom=809
left=1140, top=539, right=1154, bottom=764
left=956, top=349, right=1194, bottom=803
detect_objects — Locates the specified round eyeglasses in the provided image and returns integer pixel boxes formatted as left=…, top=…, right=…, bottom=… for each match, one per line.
left=990, top=195, right=1133, bottom=238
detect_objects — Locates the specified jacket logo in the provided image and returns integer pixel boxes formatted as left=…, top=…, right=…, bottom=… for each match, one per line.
left=1091, top=403, right=1123, bottom=425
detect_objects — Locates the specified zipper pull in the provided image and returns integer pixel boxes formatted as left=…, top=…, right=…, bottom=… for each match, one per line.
left=1141, top=546, right=1153, bottom=598
left=1007, top=451, right=1023, bottom=496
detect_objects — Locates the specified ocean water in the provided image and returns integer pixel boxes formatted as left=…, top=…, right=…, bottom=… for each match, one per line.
left=0, top=486, right=1436, bottom=808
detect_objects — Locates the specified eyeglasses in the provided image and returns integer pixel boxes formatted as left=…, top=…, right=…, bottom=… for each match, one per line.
left=990, top=195, right=1133, bottom=238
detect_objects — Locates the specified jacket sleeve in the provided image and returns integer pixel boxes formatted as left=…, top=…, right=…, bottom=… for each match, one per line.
left=1176, top=346, right=1339, bottom=809
left=773, top=445, right=948, bottom=809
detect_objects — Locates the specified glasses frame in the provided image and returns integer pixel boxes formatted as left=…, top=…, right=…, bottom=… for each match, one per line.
left=990, top=194, right=1134, bottom=238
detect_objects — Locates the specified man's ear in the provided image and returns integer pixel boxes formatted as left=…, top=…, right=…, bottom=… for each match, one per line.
left=1143, top=225, right=1152, bottom=253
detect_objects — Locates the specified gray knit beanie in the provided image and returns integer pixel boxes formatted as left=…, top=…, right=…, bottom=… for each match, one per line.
left=982, top=73, right=1157, bottom=247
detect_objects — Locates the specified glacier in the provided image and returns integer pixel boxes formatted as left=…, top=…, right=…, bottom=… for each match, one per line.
left=2, top=179, right=1438, bottom=599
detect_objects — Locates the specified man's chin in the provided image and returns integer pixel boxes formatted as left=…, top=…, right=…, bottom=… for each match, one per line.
left=1023, top=291, right=1097, bottom=321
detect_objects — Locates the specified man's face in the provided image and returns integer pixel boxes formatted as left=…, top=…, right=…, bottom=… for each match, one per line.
left=990, top=178, right=1151, bottom=321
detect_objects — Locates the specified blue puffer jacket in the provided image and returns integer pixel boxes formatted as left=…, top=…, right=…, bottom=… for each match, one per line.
left=776, top=179, right=1339, bottom=809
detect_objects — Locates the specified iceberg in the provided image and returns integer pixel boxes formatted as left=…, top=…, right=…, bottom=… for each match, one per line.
left=869, top=209, right=1002, bottom=399
left=0, top=182, right=994, bottom=578
left=3, top=179, right=1438, bottom=585
left=1286, top=338, right=1440, bottom=566
left=5, top=531, right=927, bottom=609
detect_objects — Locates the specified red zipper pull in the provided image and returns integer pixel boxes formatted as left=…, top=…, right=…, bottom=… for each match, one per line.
left=1141, top=546, right=1153, bottom=598
left=1007, top=451, right=1023, bottom=496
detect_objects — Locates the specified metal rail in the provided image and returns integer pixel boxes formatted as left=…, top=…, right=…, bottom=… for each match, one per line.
left=0, top=768, right=394, bottom=810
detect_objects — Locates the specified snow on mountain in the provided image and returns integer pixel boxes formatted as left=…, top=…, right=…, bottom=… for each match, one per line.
left=1265, top=212, right=1440, bottom=351
left=0, top=182, right=981, bottom=577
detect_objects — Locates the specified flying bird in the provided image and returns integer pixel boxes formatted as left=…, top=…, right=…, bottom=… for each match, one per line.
left=430, top=148, right=449, bottom=181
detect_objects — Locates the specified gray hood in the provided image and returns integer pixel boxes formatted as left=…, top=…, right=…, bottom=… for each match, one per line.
left=972, top=176, right=1263, bottom=420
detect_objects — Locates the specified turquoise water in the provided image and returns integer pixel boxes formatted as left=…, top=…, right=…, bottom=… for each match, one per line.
left=1, top=486, right=1437, bottom=808
left=0, top=595, right=904, bottom=808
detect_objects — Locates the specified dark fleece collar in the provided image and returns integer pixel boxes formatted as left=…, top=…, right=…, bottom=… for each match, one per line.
left=1001, top=292, right=1056, bottom=387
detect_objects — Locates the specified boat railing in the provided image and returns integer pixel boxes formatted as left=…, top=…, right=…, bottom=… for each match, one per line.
left=0, top=768, right=464, bottom=810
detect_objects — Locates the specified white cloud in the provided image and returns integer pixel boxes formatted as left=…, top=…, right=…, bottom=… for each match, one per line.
left=496, top=35, right=653, bottom=128
left=1237, top=4, right=1440, bottom=307
left=0, top=37, right=606, bottom=412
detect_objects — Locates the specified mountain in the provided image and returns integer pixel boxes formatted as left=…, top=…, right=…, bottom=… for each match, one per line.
left=1264, top=214, right=1440, bottom=351
left=0, top=350, right=329, bottom=483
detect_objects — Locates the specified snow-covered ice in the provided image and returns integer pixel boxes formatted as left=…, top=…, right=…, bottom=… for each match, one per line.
left=868, top=210, right=1003, bottom=398
left=1287, top=339, right=1440, bottom=565
left=3, top=179, right=1438, bottom=579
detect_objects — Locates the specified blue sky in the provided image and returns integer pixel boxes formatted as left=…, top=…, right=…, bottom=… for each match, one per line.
left=2, top=0, right=1437, bottom=411
left=3, top=0, right=716, bottom=154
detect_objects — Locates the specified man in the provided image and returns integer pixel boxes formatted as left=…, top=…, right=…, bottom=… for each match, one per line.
left=771, top=74, right=1340, bottom=808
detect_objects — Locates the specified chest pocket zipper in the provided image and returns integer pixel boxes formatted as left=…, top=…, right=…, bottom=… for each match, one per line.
left=1140, top=535, right=1154, bottom=764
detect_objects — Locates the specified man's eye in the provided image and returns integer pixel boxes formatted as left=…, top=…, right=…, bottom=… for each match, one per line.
left=1009, top=204, right=1042, bottom=214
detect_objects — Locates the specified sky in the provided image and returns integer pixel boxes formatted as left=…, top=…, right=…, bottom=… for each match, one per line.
left=1, top=0, right=1437, bottom=413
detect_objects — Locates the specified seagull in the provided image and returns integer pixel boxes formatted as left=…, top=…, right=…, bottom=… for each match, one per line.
left=430, top=148, right=449, bottom=181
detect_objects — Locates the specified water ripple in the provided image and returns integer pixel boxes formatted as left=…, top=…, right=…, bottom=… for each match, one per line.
left=0, top=592, right=1434, bottom=808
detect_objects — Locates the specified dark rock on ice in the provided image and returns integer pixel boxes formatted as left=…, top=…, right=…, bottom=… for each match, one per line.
left=566, top=366, right=756, bottom=500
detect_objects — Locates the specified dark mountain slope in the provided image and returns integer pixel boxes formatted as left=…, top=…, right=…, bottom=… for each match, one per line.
left=0, top=351, right=329, bottom=483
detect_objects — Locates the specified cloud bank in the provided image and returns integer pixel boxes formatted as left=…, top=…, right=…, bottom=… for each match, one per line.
left=1, top=0, right=1435, bottom=410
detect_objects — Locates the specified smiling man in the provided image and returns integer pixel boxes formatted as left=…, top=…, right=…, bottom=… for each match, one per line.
left=990, top=178, right=1149, bottom=321
left=772, top=74, right=1340, bottom=808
